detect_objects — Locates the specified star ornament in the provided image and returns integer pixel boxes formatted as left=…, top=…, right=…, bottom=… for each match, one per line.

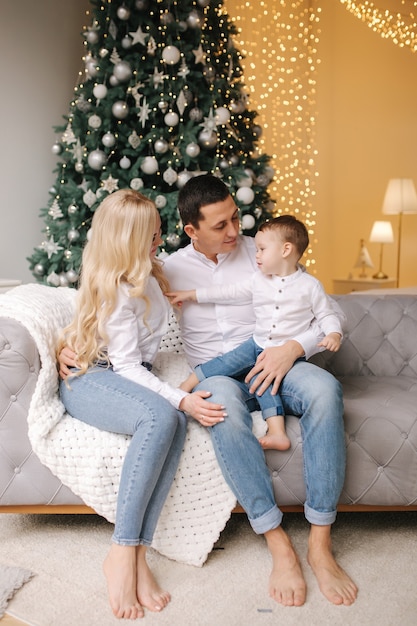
left=39, top=236, right=64, bottom=259
left=199, top=108, right=218, bottom=132
left=101, top=175, right=119, bottom=193
left=152, top=66, right=168, bottom=88
left=192, top=44, right=205, bottom=64
left=129, top=25, right=148, bottom=46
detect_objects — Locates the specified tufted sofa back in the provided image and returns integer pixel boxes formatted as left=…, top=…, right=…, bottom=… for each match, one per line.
left=309, top=294, right=417, bottom=378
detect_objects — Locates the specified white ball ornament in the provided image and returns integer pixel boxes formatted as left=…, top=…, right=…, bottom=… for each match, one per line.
left=166, top=233, right=181, bottom=248
left=68, top=204, right=78, bottom=215
left=130, top=178, right=144, bottom=190
left=51, top=142, right=62, bottom=155
left=122, top=35, right=132, bottom=49
left=158, top=101, right=168, bottom=113
left=88, top=114, right=102, bottom=129
left=198, top=130, right=217, bottom=149
left=75, top=162, right=84, bottom=173
left=66, top=269, right=79, bottom=283
left=162, top=45, right=181, bottom=65
left=185, top=142, right=200, bottom=158
left=140, top=156, right=159, bottom=175
left=241, top=213, right=256, bottom=230
left=102, top=132, right=116, bottom=147
left=113, top=61, right=132, bottom=82
left=109, top=75, right=119, bottom=87
left=120, top=156, right=131, bottom=169
left=85, top=30, right=99, bottom=45
left=68, top=229, right=80, bottom=242
left=155, top=195, right=167, bottom=208
left=34, top=263, right=45, bottom=276
left=215, top=107, right=230, bottom=125
left=112, top=101, right=129, bottom=119
left=187, top=10, right=202, bottom=28
left=59, top=273, right=69, bottom=287
left=154, top=138, right=169, bottom=154
left=93, top=84, right=107, bottom=100
left=164, top=111, right=179, bottom=127
left=236, top=186, right=255, bottom=205
left=177, top=170, right=192, bottom=188
left=87, top=149, right=107, bottom=170
left=117, top=6, right=130, bottom=20
left=47, top=272, right=61, bottom=287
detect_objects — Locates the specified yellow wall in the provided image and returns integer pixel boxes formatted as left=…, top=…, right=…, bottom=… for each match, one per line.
left=227, top=1, right=417, bottom=290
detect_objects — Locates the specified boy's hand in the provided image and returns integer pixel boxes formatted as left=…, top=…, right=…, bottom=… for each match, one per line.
left=318, top=332, right=341, bottom=352
left=166, top=290, right=197, bottom=306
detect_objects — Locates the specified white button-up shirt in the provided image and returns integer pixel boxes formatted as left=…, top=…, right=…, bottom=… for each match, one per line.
left=196, top=266, right=343, bottom=350
left=104, top=278, right=187, bottom=409
left=163, top=236, right=339, bottom=367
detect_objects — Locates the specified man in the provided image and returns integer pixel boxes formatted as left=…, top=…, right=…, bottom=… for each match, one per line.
left=59, top=174, right=357, bottom=607
left=163, top=174, right=357, bottom=607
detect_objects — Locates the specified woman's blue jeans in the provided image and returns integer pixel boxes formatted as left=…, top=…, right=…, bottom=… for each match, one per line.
left=193, top=359, right=345, bottom=534
left=195, top=337, right=287, bottom=419
left=60, top=367, right=187, bottom=547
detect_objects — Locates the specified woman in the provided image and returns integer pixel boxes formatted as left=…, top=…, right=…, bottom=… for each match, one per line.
left=59, top=189, right=226, bottom=619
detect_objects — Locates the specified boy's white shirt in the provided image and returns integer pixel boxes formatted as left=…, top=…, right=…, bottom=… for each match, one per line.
left=196, top=266, right=343, bottom=350
left=164, top=235, right=345, bottom=368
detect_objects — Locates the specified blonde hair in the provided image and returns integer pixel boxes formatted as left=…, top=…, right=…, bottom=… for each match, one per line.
left=60, top=189, right=169, bottom=376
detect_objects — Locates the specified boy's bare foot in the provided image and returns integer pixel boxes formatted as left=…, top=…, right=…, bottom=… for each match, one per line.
left=103, top=544, right=144, bottom=619
left=259, top=433, right=291, bottom=451
left=265, top=526, right=307, bottom=606
left=136, top=546, right=171, bottom=613
left=307, top=525, right=358, bottom=605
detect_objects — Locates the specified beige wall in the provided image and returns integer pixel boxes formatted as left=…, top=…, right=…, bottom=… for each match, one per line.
left=316, top=1, right=417, bottom=290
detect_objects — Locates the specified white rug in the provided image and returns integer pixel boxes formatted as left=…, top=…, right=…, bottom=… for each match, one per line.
left=1, top=511, right=417, bottom=626
left=0, top=563, right=34, bottom=618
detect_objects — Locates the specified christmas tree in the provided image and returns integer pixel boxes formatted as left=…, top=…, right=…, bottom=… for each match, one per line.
left=28, top=0, right=275, bottom=287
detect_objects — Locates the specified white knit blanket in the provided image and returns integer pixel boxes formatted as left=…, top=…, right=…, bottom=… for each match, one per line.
left=0, top=283, right=267, bottom=567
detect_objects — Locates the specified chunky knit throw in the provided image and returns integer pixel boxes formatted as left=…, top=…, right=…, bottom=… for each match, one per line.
left=0, top=284, right=269, bottom=566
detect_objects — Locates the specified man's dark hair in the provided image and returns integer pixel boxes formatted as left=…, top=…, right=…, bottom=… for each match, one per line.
left=178, top=174, right=231, bottom=228
left=259, top=215, right=309, bottom=259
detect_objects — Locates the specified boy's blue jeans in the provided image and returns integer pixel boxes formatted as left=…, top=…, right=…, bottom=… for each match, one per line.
left=195, top=336, right=288, bottom=419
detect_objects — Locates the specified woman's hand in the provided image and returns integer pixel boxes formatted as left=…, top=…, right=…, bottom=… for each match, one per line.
left=58, top=345, right=78, bottom=379
left=179, top=390, right=227, bottom=427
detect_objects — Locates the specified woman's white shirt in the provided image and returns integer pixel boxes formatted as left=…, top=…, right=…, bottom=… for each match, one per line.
left=104, top=278, right=187, bottom=409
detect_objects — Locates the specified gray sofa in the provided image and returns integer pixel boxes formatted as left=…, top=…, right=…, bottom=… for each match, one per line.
left=1, top=288, right=417, bottom=513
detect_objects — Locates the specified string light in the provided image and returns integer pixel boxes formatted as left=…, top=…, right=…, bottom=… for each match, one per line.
left=226, top=1, right=320, bottom=270
left=339, top=1, right=417, bottom=51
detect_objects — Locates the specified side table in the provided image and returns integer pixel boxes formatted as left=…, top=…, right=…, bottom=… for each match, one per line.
left=333, top=277, right=397, bottom=295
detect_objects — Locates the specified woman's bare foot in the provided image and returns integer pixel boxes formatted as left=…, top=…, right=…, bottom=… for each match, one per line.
left=136, top=546, right=171, bottom=613
left=259, top=433, right=291, bottom=451
left=307, top=524, right=358, bottom=605
left=265, top=526, right=307, bottom=606
left=103, top=544, right=144, bottom=619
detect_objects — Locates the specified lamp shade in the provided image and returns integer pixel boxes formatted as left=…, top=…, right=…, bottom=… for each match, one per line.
left=382, top=179, right=417, bottom=215
left=369, top=220, right=394, bottom=244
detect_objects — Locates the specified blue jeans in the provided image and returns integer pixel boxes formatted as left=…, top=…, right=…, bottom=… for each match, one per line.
left=193, top=359, right=345, bottom=533
left=60, top=367, right=187, bottom=547
left=195, top=337, right=286, bottom=419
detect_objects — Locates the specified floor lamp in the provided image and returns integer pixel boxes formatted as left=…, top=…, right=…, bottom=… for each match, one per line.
left=382, top=179, right=417, bottom=287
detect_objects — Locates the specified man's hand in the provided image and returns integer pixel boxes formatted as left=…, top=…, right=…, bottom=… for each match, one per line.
left=245, top=340, right=304, bottom=396
left=58, top=345, right=78, bottom=379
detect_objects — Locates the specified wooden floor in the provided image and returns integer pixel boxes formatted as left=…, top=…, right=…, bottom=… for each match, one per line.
left=1, top=615, right=28, bottom=625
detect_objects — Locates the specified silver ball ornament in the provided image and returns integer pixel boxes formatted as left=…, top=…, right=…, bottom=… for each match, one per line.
left=112, top=101, right=129, bottom=119
left=34, top=263, right=45, bottom=276
left=47, top=272, right=61, bottom=287
left=93, top=84, right=107, bottom=100
left=177, top=170, right=192, bottom=188
left=113, top=61, right=132, bottom=83
left=187, top=10, right=202, bottom=28
left=154, top=138, right=169, bottom=154
left=215, top=107, right=230, bottom=125
left=59, top=273, right=69, bottom=287
left=75, top=162, right=84, bottom=173
left=68, top=229, right=80, bottom=242
left=119, top=156, right=131, bottom=169
left=66, top=269, right=79, bottom=283
left=155, top=195, right=167, bottom=209
left=164, top=111, right=179, bottom=127
left=51, top=142, right=62, bottom=155
left=87, top=149, right=107, bottom=170
left=117, top=6, right=130, bottom=20
left=68, top=204, right=78, bottom=215
left=162, top=45, right=181, bottom=65
left=185, top=142, right=200, bottom=158
left=102, top=132, right=116, bottom=147
left=198, top=129, right=217, bottom=149
left=85, top=30, right=99, bottom=45
left=166, top=233, right=181, bottom=248
left=140, top=156, right=159, bottom=175
left=122, top=35, right=132, bottom=49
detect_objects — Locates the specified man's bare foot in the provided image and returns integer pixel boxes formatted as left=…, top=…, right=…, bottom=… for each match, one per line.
left=103, top=544, right=144, bottom=619
left=265, top=526, right=307, bottom=606
left=307, top=524, right=358, bottom=605
left=136, top=546, right=171, bottom=613
left=259, top=433, right=291, bottom=451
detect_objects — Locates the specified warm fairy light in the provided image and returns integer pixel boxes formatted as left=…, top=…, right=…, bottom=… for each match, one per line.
left=339, top=1, right=417, bottom=51
left=226, top=0, right=319, bottom=269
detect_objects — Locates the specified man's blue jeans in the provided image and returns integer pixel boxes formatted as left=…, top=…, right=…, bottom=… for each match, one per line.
left=195, top=336, right=288, bottom=419
left=60, top=367, right=187, bottom=547
left=193, top=359, right=345, bottom=534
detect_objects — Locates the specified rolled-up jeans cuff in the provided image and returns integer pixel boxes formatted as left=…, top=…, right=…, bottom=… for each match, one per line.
left=194, top=365, right=205, bottom=382
left=249, top=504, right=283, bottom=535
left=304, top=503, right=337, bottom=526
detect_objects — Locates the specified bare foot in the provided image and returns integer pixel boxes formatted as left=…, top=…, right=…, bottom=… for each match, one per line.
left=265, top=526, right=307, bottom=606
left=136, top=546, right=171, bottom=613
left=259, top=433, right=291, bottom=451
left=103, top=544, right=144, bottom=619
left=307, top=525, right=358, bottom=605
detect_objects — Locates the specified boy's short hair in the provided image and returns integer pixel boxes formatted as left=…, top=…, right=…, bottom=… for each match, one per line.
left=178, top=174, right=230, bottom=228
left=259, top=215, right=309, bottom=259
